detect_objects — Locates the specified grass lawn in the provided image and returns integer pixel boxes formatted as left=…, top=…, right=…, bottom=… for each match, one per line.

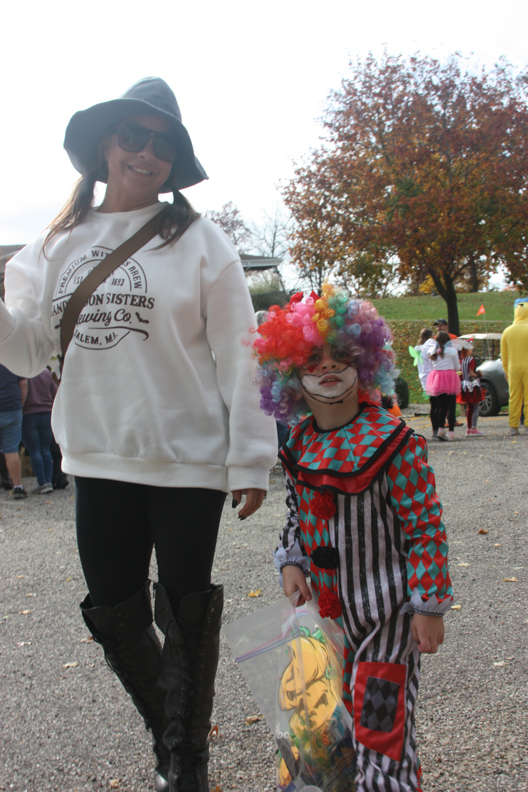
left=371, top=291, right=520, bottom=404
left=370, top=291, right=519, bottom=323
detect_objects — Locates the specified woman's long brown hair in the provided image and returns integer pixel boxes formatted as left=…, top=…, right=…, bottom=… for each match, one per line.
left=44, top=158, right=200, bottom=254
left=430, top=331, right=450, bottom=359
left=418, top=327, right=433, bottom=345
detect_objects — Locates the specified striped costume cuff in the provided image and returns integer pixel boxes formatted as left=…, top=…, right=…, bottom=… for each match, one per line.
left=273, top=545, right=310, bottom=588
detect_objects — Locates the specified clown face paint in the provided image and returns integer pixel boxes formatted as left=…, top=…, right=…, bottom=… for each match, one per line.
left=301, top=364, right=358, bottom=403
left=300, top=344, right=359, bottom=404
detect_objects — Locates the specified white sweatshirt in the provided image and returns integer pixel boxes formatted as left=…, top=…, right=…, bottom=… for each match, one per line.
left=0, top=203, right=277, bottom=492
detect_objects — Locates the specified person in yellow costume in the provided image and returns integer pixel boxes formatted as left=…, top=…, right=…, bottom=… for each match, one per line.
left=501, top=298, right=528, bottom=435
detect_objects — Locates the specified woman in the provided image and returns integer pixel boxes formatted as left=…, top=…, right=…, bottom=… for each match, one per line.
left=0, top=78, right=276, bottom=792
left=22, top=368, right=56, bottom=493
left=425, top=331, right=461, bottom=441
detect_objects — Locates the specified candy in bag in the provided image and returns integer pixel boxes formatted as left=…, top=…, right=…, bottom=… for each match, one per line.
left=224, top=596, right=356, bottom=791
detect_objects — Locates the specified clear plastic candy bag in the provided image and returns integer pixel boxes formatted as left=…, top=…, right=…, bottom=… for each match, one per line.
left=224, top=595, right=356, bottom=791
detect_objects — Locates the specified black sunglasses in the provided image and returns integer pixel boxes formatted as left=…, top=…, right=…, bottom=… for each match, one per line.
left=114, top=122, right=179, bottom=163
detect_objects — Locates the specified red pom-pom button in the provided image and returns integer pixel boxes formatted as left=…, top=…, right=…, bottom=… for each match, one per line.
left=318, top=590, right=342, bottom=619
left=310, top=490, right=336, bottom=520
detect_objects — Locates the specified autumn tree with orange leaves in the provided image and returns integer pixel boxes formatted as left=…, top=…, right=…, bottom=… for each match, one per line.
left=283, top=53, right=528, bottom=334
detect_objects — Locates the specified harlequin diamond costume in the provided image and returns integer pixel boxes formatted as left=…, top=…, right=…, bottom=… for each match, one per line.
left=252, top=285, right=453, bottom=792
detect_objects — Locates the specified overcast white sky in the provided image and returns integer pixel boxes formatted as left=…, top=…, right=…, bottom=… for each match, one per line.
left=1, top=0, right=527, bottom=244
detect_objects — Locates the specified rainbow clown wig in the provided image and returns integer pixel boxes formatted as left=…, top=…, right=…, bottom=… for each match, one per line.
left=252, top=284, right=397, bottom=423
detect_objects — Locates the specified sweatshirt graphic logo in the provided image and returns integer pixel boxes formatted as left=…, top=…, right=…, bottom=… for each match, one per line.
left=52, top=247, right=155, bottom=350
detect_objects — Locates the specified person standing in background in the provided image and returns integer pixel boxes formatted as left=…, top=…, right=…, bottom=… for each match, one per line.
left=433, top=318, right=457, bottom=340
left=501, top=298, right=528, bottom=436
left=22, top=369, right=56, bottom=493
left=0, top=364, right=27, bottom=499
left=458, top=345, right=485, bottom=437
left=433, top=320, right=464, bottom=427
left=414, top=328, right=437, bottom=438
left=426, top=332, right=461, bottom=441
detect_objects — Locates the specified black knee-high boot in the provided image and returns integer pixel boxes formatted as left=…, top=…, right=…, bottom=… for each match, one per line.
left=80, top=582, right=170, bottom=792
left=154, top=582, right=223, bottom=792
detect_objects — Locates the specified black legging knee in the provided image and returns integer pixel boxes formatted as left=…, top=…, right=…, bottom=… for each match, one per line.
left=75, top=477, right=226, bottom=612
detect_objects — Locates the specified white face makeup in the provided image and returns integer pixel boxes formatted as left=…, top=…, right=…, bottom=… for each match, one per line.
left=299, top=343, right=360, bottom=405
left=301, top=363, right=359, bottom=403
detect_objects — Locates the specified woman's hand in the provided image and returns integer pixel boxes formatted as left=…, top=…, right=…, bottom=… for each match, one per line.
left=231, top=488, right=266, bottom=519
left=411, top=613, right=445, bottom=653
left=282, top=565, right=312, bottom=606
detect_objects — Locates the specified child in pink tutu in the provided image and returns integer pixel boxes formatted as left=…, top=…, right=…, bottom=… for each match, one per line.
left=425, top=332, right=461, bottom=441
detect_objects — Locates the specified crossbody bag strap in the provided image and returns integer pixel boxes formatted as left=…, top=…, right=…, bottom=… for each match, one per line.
left=58, top=210, right=164, bottom=375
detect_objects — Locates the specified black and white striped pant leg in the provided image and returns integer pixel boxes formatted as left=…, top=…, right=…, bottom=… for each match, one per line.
left=351, top=617, right=421, bottom=792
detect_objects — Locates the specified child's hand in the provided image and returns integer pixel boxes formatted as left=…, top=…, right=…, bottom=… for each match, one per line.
left=411, top=613, right=445, bottom=653
left=282, top=565, right=312, bottom=606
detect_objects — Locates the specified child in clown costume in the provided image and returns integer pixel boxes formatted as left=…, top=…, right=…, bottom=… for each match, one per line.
left=252, top=286, right=453, bottom=792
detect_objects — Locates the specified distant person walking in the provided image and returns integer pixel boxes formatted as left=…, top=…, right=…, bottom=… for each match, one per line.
left=22, top=369, right=56, bottom=493
left=501, top=298, right=528, bottom=436
left=426, top=332, right=461, bottom=441
left=0, top=364, right=27, bottom=499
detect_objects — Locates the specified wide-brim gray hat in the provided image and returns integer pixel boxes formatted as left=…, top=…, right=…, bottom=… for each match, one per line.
left=64, top=77, right=208, bottom=193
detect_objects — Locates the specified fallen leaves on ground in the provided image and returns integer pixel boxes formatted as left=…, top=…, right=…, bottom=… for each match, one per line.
left=248, top=589, right=261, bottom=598
left=80, top=636, right=93, bottom=643
left=478, top=529, right=488, bottom=535
left=16, top=641, right=31, bottom=647
left=209, top=724, right=219, bottom=737
left=109, top=781, right=120, bottom=789
left=493, top=657, right=514, bottom=667
left=245, top=714, right=264, bottom=725
left=212, top=785, right=223, bottom=792
left=503, top=577, right=518, bottom=582
left=62, top=662, right=78, bottom=668
left=451, top=605, right=462, bottom=610
left=19, top=610, right=31, bottom=615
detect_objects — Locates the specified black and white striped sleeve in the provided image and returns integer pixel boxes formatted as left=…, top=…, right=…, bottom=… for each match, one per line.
left=272, top=469, right=309, bottom=586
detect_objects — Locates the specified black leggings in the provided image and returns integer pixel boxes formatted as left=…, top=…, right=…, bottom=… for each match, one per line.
left=429, top=396, right=440, bottom=432
left=437, top=393, right=456, bottom=432
left=75, top=477, right=226, bottom=612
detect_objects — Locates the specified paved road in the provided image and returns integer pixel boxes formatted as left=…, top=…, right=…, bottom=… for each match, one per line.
left=1, top=412, right=527, bottom=792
